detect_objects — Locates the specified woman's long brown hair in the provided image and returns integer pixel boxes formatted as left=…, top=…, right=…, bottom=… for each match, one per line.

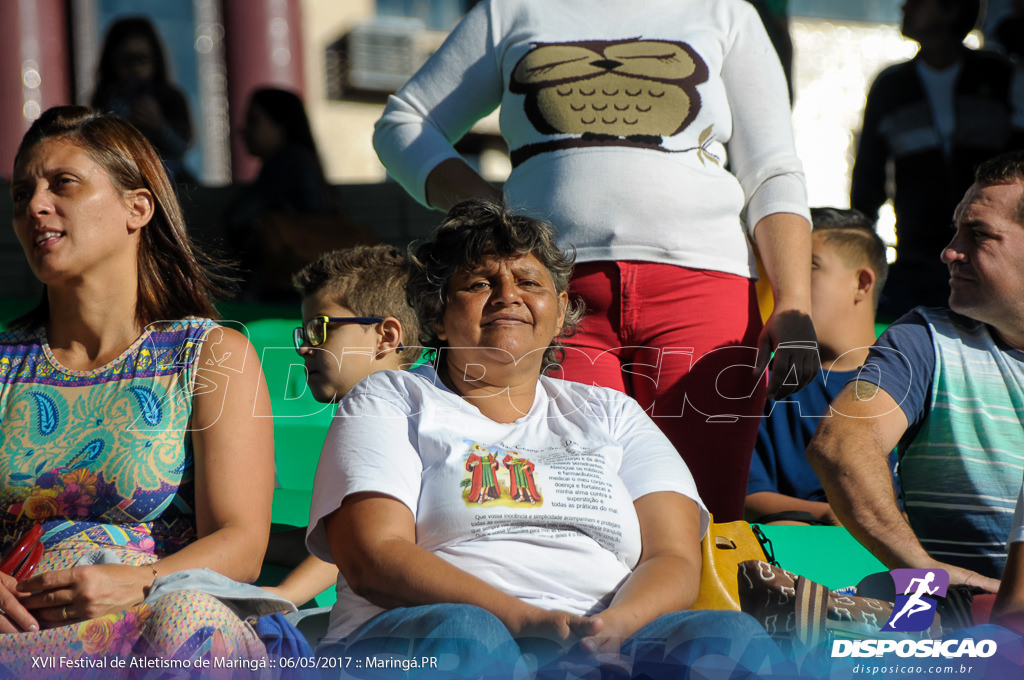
left=11, top=106, right=234, bottom=329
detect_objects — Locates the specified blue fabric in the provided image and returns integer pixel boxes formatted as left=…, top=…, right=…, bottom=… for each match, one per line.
left=534, top=609, right=787, bottom=680
left=323, top=603, right=520, bottom=679
left=256, top=612, right=315, bottom=660
left=747, top=368, right=859, bottom=500
left=323, top=604, right=786, bottom=679
left=855, top=309, right=936, bottom=442
left=147, top=567, right=296, bottom=619
left=863, top=307, right=1024, bottom=448
left=748, top=365, right=900, bottom=509
left=407, top=362, right=438, bottom=381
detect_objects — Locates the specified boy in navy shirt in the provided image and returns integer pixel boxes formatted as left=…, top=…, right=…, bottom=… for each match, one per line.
left=264, top=245, right=425, bottom=607
left=745, top=209, right=888, bottom=525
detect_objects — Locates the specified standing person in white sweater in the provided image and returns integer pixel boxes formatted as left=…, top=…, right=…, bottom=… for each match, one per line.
left=373, top=0, right=817, bottom=521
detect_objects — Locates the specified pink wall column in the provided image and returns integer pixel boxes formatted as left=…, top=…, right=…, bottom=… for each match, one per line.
left=222, top=0, right=306, bottom=182
left=0, top=0, right=71, bottom=180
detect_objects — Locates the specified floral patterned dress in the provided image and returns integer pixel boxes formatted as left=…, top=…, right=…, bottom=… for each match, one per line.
left=0, top=319, right=265, bottom=673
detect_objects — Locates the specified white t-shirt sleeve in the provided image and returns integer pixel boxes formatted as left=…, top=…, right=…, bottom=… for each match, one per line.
left=610, top=393, right=711, bottom=539
left=306, top=377, right=425, bottom=562
left=372, top=0, right=504, bottom=206
left=719, top=0, right=809, bottom=235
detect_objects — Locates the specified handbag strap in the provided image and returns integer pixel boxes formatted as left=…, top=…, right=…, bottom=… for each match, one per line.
left=750, top=524, right=779, bottom=566
left=794, top=575, right=830, bottom=651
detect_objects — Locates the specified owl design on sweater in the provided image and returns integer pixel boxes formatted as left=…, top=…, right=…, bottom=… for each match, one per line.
left=510, top=38, right=709, bottom=145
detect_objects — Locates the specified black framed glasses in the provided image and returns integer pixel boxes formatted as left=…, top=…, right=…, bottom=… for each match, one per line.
left=292, top=316, right=384, bottom=353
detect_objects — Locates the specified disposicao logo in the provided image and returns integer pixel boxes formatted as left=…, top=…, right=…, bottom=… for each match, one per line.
left=831, top=568, right=998, bottom=659
left=884, top=568, right=948, bottom=632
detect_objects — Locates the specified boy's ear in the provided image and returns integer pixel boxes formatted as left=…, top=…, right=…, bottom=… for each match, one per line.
left=855, top=267, right=876, bottom=303
left=375, top=317, right=404, bottom=357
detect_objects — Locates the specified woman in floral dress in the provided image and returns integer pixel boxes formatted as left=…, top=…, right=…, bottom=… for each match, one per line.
left=0, top=106, right=275, bottom=672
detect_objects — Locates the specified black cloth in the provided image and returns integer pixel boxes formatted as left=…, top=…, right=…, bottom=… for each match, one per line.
left=226, top=145, right=336, bottom=234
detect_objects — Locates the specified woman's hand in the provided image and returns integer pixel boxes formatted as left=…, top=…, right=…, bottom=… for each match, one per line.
left=554, top=614, right=634, bottom=680
left=504, top=603, right=591, bottom=646
left=16, top=564, right=154, bottom=628
left=756, top=307, right=818, bottom=400
left=0, top=572, right=39, bottom=634
left=752, top=211, right=817, bottom=400
left=576, top=610, right=634, bottom=656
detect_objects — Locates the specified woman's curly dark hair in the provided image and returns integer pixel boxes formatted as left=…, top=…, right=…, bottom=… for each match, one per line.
left=407, top=199, right=584, bottom=371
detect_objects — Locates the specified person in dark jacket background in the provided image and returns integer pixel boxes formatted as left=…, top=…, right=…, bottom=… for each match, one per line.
left=851, top=0, right=1023, bottom=320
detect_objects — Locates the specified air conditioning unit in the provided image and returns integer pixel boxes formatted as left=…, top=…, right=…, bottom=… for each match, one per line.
left=343, top=17, right=444, bottom=94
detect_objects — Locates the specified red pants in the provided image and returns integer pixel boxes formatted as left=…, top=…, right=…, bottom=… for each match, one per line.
left=553, top=261, right=767, bottom=521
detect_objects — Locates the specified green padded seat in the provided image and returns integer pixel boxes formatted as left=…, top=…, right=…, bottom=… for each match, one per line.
left=243, top=318, right=334, bottom=511
left=755, top=524, right=886, bottom=590
left=246, top=318, right=338, bottom=610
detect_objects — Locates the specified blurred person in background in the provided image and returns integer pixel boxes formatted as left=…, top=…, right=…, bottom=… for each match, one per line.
left=91, top=16, right=196, bottom=186
left=851, top=0, right=1024, bottom=320
left=226, top=88, right=359, bottom=301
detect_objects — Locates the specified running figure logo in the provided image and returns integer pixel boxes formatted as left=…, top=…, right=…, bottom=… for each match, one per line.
left=882, top=568, right=949, bottom=632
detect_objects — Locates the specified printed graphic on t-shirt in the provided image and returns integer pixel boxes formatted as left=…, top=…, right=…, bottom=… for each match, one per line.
left=462, top=442, right=542, bottom=507
left=503, top=452, right=542, bottom=504
left=459, top=439, right=632, bottom=559
left=509, top=38, right=716, bottom=166
left=464, top=443, right=503, bottom=504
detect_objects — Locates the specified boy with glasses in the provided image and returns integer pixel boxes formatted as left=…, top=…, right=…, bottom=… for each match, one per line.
left=264, top=245, right=424, bottom=609
left=291, top=246, right=424, bottom=403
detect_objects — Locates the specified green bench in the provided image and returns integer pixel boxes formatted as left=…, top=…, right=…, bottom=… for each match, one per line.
left=243, top=317, right=337, bottom=608
left=756, top=524, right=886, bottom=590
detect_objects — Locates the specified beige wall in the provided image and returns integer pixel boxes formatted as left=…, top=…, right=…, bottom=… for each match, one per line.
left=301, top=0, right=388, bottom=183
left=299, top=0, right=505, bottom=186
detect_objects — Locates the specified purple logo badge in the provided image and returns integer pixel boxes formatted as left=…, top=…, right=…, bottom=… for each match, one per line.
left=882, top=568, right=949, bottom=632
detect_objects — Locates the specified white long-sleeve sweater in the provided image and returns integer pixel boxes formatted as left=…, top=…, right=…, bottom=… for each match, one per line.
left=373, top=0, right=809, bottom=278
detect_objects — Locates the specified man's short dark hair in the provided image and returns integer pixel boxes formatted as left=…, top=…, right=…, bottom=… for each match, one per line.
left=974, top=150, right=1024, bottom=225
left=811, top=207, right=889, bottom=307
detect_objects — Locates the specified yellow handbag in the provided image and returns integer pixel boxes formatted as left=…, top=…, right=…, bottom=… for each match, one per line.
left=691, top=517, right=775, bottom=611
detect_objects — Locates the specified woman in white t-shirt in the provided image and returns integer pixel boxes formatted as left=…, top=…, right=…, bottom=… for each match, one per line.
left=307, top=200, right=781, bottom=677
